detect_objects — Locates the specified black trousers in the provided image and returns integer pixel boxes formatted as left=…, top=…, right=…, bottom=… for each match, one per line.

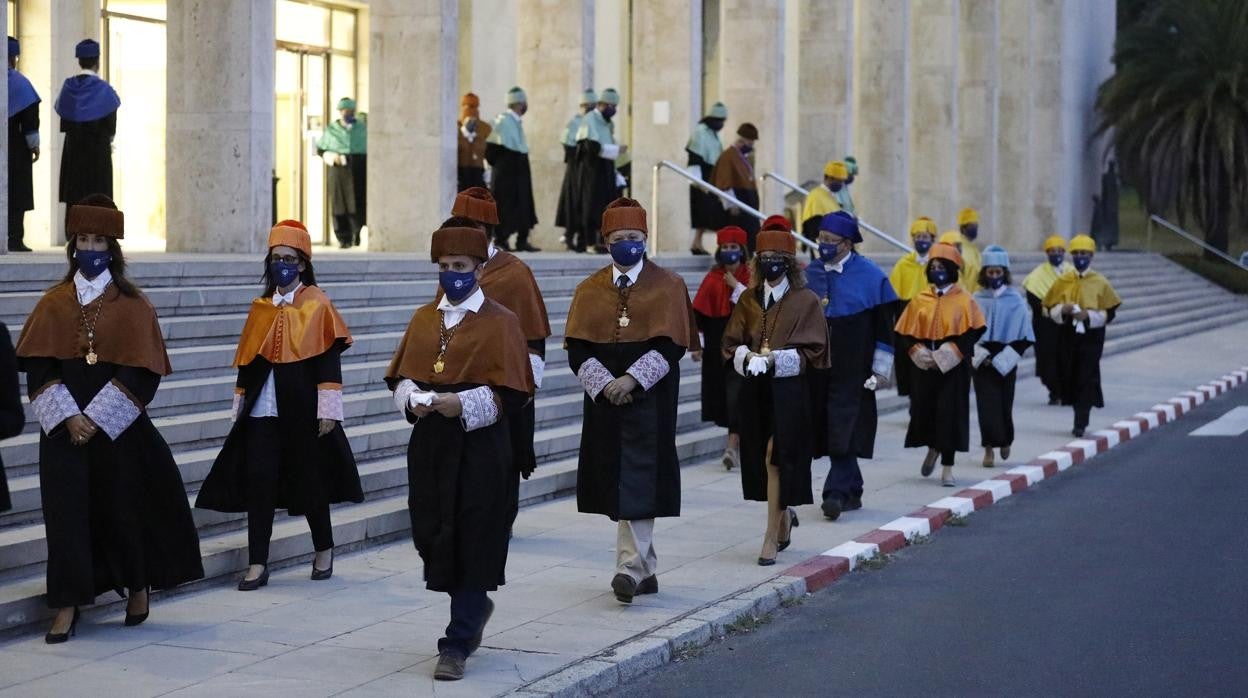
left=439, top=590, right=490, bottom=657
left=332, top=214, right=361, bottom=248
left=822, top=453, right=864, bottom=504
left=8, top=210, right=25, bottom=248
left=244, top=418, right=334, bottom=565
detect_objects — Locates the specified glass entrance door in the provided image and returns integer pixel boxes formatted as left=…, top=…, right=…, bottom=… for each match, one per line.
left=274, top=48, right=329, bottom=245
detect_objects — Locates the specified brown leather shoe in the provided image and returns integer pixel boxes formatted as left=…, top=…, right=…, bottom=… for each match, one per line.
left=434, top=652, right=466, bottom=681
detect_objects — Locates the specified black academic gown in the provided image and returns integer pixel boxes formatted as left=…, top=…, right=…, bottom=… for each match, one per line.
left=1054, top=309, right=1117, bottom=418
left=485, top=143, right=538, bottom=239
left=0, top=323, right=24, bottom=512
left=556, top=144, right=577, bottom=234
left=196, top=345, right=363, bottom=516
left=349, top=154, right=367, bottom=227
left=397, top=381, right=527, bottom=592
left=567, top=338, right=685, bottom=520
left=59, top=111, right=116, bottom=204
left=687, top=152, right=721, bottom=231
left=8, top=103, right=39, bottom=215
left=694, top=312, right=734, bottom=428
left=814, top=304, right=897, bottom=461
left=893, top=300, right=914, bottom=397
left=973, top=338, right=1033, bottom=448
left=896, top=328, right=984, bottom=456
left=1026, top=292, right=1060, bottom=399
left=570, top=138, right=621, bottom=247
left=20, top=356, right=203, bottom=608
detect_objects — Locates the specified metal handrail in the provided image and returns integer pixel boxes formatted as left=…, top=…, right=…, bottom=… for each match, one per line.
left=651, top=160, right=818, bottom=253
left=760, top=171, right=913, bottom=253
left=1146, top=214, right=1248, bottom=271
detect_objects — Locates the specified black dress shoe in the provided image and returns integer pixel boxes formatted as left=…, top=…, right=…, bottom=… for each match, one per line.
left=8, top=243, right=32, bottom=252
left=124, top=589, right=150, bottom=627
left=611, top=573, right=638, bottom=604
left=822, top=496, right=843, bottom=521
left=311, top=550, right=334, bottom=581
left=637, top=575, right=658, bottom=595
left=690, top=247, right=710, bottom=256
left=515, top=242, right=542, bottom=252
left=237, top=566, right=269, bottom=591
left=1072, top=427, right=1085, bottom=438
left=496, top=239, right=513, bottom=252
left=467, top=597, right=495, bottom=655
left=921, top=448, right=938, bottom=477
left=845, top=496, right=863, bottom=512
left=434, top=651, right=466, bottom=681
left=45, top=607, right=80, bottom=644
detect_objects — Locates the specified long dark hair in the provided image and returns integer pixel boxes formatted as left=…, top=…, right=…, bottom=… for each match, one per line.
left=59, top=236, right=140, bottom=297
left=261, top=249, right=317, bottom=297
left=748, top=252, right=806, bottom=294
left=977, top=267, right=1013, bottom=289
left=926, top=258, right=961, bottom=285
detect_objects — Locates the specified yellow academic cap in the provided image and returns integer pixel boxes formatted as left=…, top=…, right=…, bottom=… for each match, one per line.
left=823, top=160, right=849, bottom=180
left=1069, top=234, right=1096, bottom=253
left=939, top=230, right=963, bottom=246
left=909, top=216, right=937, bottom=238
left=1042, top=234, right=1067, bottom=252
left=957, top=208, right=979, bottom=226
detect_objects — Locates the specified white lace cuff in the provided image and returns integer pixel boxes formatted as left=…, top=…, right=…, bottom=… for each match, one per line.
left=393, top=379, right=418, bottom=418
left=1086, top=309, right=1108, bottom=329
left=529, top=353, right=545, bottom=390
left=626, top=350, right=670, bottom=391
left=83, top=382, right=141, bottom=440
left=932, top=343, right=963, bottom=374
left=872, top=347, right=894, bottom=378
left=459, top=386, right=500, bottom=432
left=730, top=284, right=746, bottom=305
left=317, top=389, right=344, bottom=422
left=577, top=358, right=615, bottom=400
left=733, top=345, right=751, bottom=377
left=32, top=383, right=80, bottom=434
left=231, top=392, right=244, bottom=422
left=991, top=346, right=1021, bottom=376
left=772, top=348, right=802, bottom=378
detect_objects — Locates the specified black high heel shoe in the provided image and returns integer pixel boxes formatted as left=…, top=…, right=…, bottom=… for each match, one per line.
left=311, top=549, right=334, bottom=581
left=237, top=566, right=269, bottom=591
left=777, top=508, right=799, bottom=552
left=45, top=607, right=80, bottom=644
left=124, top=588, right=150, bottom=627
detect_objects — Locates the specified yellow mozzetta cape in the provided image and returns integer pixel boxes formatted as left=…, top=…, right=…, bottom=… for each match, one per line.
left=1022, top=261, right=1074, bottom=299
left=889, top=252, right=928, bottom=302
left=800, top=184, right=840, bottom=224
left=1042, top=270, right=1122, bottom=311
left=958, top=238, right=981, bottom=293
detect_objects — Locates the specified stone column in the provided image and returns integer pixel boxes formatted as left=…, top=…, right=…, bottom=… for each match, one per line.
left=367, top=0, right=458, bottom=253
left=514, top=0, right=592, bottom=249
left=717, top=0, right=785, bottom=188
left=165, top=0, right=274, bottom=253
left=1027, top=0, right=1064, bottom=245
left=994, top=0, right=1036, bottom=249
left=907, top=0, right=957, bottom=233
left=629, top=0, right=699, bottom=254
left=793, top=2, right=854, bottom=185
left=851, top=0, right=909, bottom=244
left=955, top=0, right=999, bottom=243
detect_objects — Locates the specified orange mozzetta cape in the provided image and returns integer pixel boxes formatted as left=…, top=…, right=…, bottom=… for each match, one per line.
left=894, top=284, right=986, bottom=341
left=385, top=298, right=535, bottom=394
left=564, top=261, right=700, bottom=349
left=434, top=250, right=552, bottom=343
left=232, top=286, right=353, bottom=367
left=721, top=288, right=831, bottom=369
left=1042, top=270, right=1122, bottom=312
left=15, top=282, right=172, bottom=376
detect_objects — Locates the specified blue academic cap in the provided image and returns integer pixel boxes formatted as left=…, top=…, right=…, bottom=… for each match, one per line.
left=7, top=36, right=18, bottom=57
left=75, top=39, right=100, bottom=59
left=982, top=244, right=1010, bottom=269
left=820, top=210, right=862, bottom=243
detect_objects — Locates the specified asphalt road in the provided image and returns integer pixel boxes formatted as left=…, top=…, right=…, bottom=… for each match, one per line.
left=610, top=387, right=1248, bottom=697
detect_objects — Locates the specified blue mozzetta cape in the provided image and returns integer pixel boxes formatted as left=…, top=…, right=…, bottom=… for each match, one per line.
left=54, top=73, right=120, bottom=122
left=8, top=68, right=40, bottom=116
left=804, top=253, right=899, bottom=319
left=973, top=285, right=1035, bottom=344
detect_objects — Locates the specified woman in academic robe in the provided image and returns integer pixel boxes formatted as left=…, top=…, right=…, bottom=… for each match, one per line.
left=565, top=198, right=699, bottom=604
left=710, top=123, right=761, bottom=252
left=685, top=102, right=727, bottom=255
left=195, top=220, right=361, bottom=591
left=894, top=242, right=986, bottom=488
left=386, top=223, right=534, bottom=681
left=691, top=225, right=751, bottom=471
left=971, top=246, right=1035, bottom=468
left=0, top=321, right=25, bottom=512
left=1042, top=235, right=1121, bottom=438
left=1022, top=235, right=1073, bottom=405
left=888, top=217, right=938, bottom=398
left=15, top=196, right=203, bottom=642
left=722, top=230, right=830, bottom=566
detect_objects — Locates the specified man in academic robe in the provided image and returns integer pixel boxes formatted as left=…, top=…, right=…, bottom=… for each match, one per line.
left=956, top=207, right=983, bottom=288
left=799, top=160, right=846, bottom=255
left=8, top=36, right=40, bottom=252
left=889, top=217, right=938, bottom=397
left=685, top=101, right=728, bottom=255
left=386, top=223, right=534, bottom=682
left=1042, top=234, right=1121, bottom=437
left=805, top=211, right=898, bottom=520
left=838, top=156, right=858, bottom=215
left=556, top=88, right=596, bottom=251
left=711, top=123, right=760, bottom=251
left=485, top=86, right=539, bottom=252
left=457, top=92, right=491, bottom=192
left=571, top=87, right=628, bottom=254
left=565, top=198, right=699, bottom=604
left=55, top=39, right=119, bottom=210
left=1022, top=235, right=1073, bottom=404
left=316, top=97, right=368, bottom=248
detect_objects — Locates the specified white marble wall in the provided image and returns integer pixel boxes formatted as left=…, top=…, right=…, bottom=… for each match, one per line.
left=907, top=0, right=957, bottom=231
left=851, top=0, right=910, bottom=242
left=716, top=0, right=785, bottom=188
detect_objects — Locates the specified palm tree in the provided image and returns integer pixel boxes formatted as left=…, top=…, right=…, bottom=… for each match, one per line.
left=1095, top=0, right=1248, bottom=256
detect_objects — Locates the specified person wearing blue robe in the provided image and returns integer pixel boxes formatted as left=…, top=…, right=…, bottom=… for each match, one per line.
left=54, top=39, right=120, bottom=208
left=970, top=246, right=1035, bottom=467
left=8, top=36, right=41, bottom=252
left=805, top=211, right=898, bottom=520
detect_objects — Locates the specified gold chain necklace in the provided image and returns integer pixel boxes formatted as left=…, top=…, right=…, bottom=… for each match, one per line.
left=759, top=291, right=783, bottom=354
left=78, top=282, right=111, bottom=365
left=433, top=311, right=467, bottom=374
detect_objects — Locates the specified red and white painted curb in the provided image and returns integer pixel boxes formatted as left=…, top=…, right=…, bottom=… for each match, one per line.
left=780, top=366, right=1248, bottom=592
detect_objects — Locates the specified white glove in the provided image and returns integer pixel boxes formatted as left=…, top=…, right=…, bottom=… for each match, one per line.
left=863, top=375, right=879, bottom=391
left=408, top=391, right=435, bottom=408
left=746, top=355, right=771, bottom=376
left=972, top=344, right=991, bottom=369
left=910, top=347, right=936, bottom=371
left=615, top=171, right=628, bottom=188
left=483, top=168, right=493, bottom=186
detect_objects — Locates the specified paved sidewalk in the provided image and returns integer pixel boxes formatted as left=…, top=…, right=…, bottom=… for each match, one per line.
left=2, top=320, right=1247, bottom=697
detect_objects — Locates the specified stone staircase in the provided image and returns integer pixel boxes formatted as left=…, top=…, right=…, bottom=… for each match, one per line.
left=0, top=249, right=1245, bottom=632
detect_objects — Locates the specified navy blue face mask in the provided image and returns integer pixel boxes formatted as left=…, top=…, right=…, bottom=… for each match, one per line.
left=440, top=269, right=478, bottom=302
left=716, top=249, right=743, bottom=266
left=76, top=250, right=112, bottom=279
left=1072, top=255, right=1092, bottom=272
left=914, top=240, right=933, bottom=255
left=706, top=118, right=725, bottom=132
left=962, top=225, right=979, bottom=241
left=987, top=276, right=1006, bottom=289
left=602, top=105, right=617, bottom=119
left=739, top=144, right=754, bottom=155
left=270, top=260, right=300, bottom=288
left=610, top=239, right=646, bottom=267
left=1048, top=252, right=1065, bottom=267
left=818, top=242, right=843, bottom=264
left=927, top=267, right=950, bottom=287
left=827, top=182, right=844, bottom=193
left=761, top=259, right=788, bottom=282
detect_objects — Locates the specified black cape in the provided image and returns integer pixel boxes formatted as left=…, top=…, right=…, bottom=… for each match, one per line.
left=568, top=138, right=622, bottom=240
left=1026, top=292, right=1060, bottom=399
left=0, top=323, right=25, bottom=512
left=556, top=144, right=577, bottom=231
left=196, top=345, right=363, bottom=516
left=485, top=143, right=538, bottom=237
left=896, top=329, right=984, bottom=455
left=568, top=338, right=685, bottom=520
left=973, top=339, right=1033, bottom=447
left=8, top=103, right=39, bottom=213
left=20, top=356, right=204, bottom=607
left=694, top=313, right=736, bottom=428
left=1054, top=309, right=1116, bottom=412
left=687, top=152, right=721, bottom=230
left=736, top=371, right=817, bottom=508
left=58, top=111, right=116, bottom=203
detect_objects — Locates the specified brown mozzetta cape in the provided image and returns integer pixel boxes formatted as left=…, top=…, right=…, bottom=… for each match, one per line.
left=894, top=284, right=986, bottom=341
left=721, top=287, right=832, bottom=369
left=15, top=282, right=172, bottom=376
left=710, top=147, right=756, bottom=193
left=232, top=286, right=353, bottom=367
left=386, top=297, right=535, bottom=394
left=564, top=262, right=700, bottom=349
left=435, top=250, right=551, bottom=344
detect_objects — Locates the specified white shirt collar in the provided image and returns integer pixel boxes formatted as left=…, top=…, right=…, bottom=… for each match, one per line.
left=992, top=285, right=1006, bottom=297
left=824, top=251, right=854, bottom=274
left=507, top=109, right=523, bottom=124
left=77, top=68, right=98, bottom=77
left=272, top=282, right=303, bottom=306
left=611, top=259, right=644, bottom=286
left=74, top=268, right=113, bottom=305
left=437, top=285, right=486, bottom=313
left=936, top=283, right=955, bottom=296
left=916, top=253, right=929, bottom=265
left=765, top=276, right=791, bottom=305
left=487, top=242, right=499, bottom=260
